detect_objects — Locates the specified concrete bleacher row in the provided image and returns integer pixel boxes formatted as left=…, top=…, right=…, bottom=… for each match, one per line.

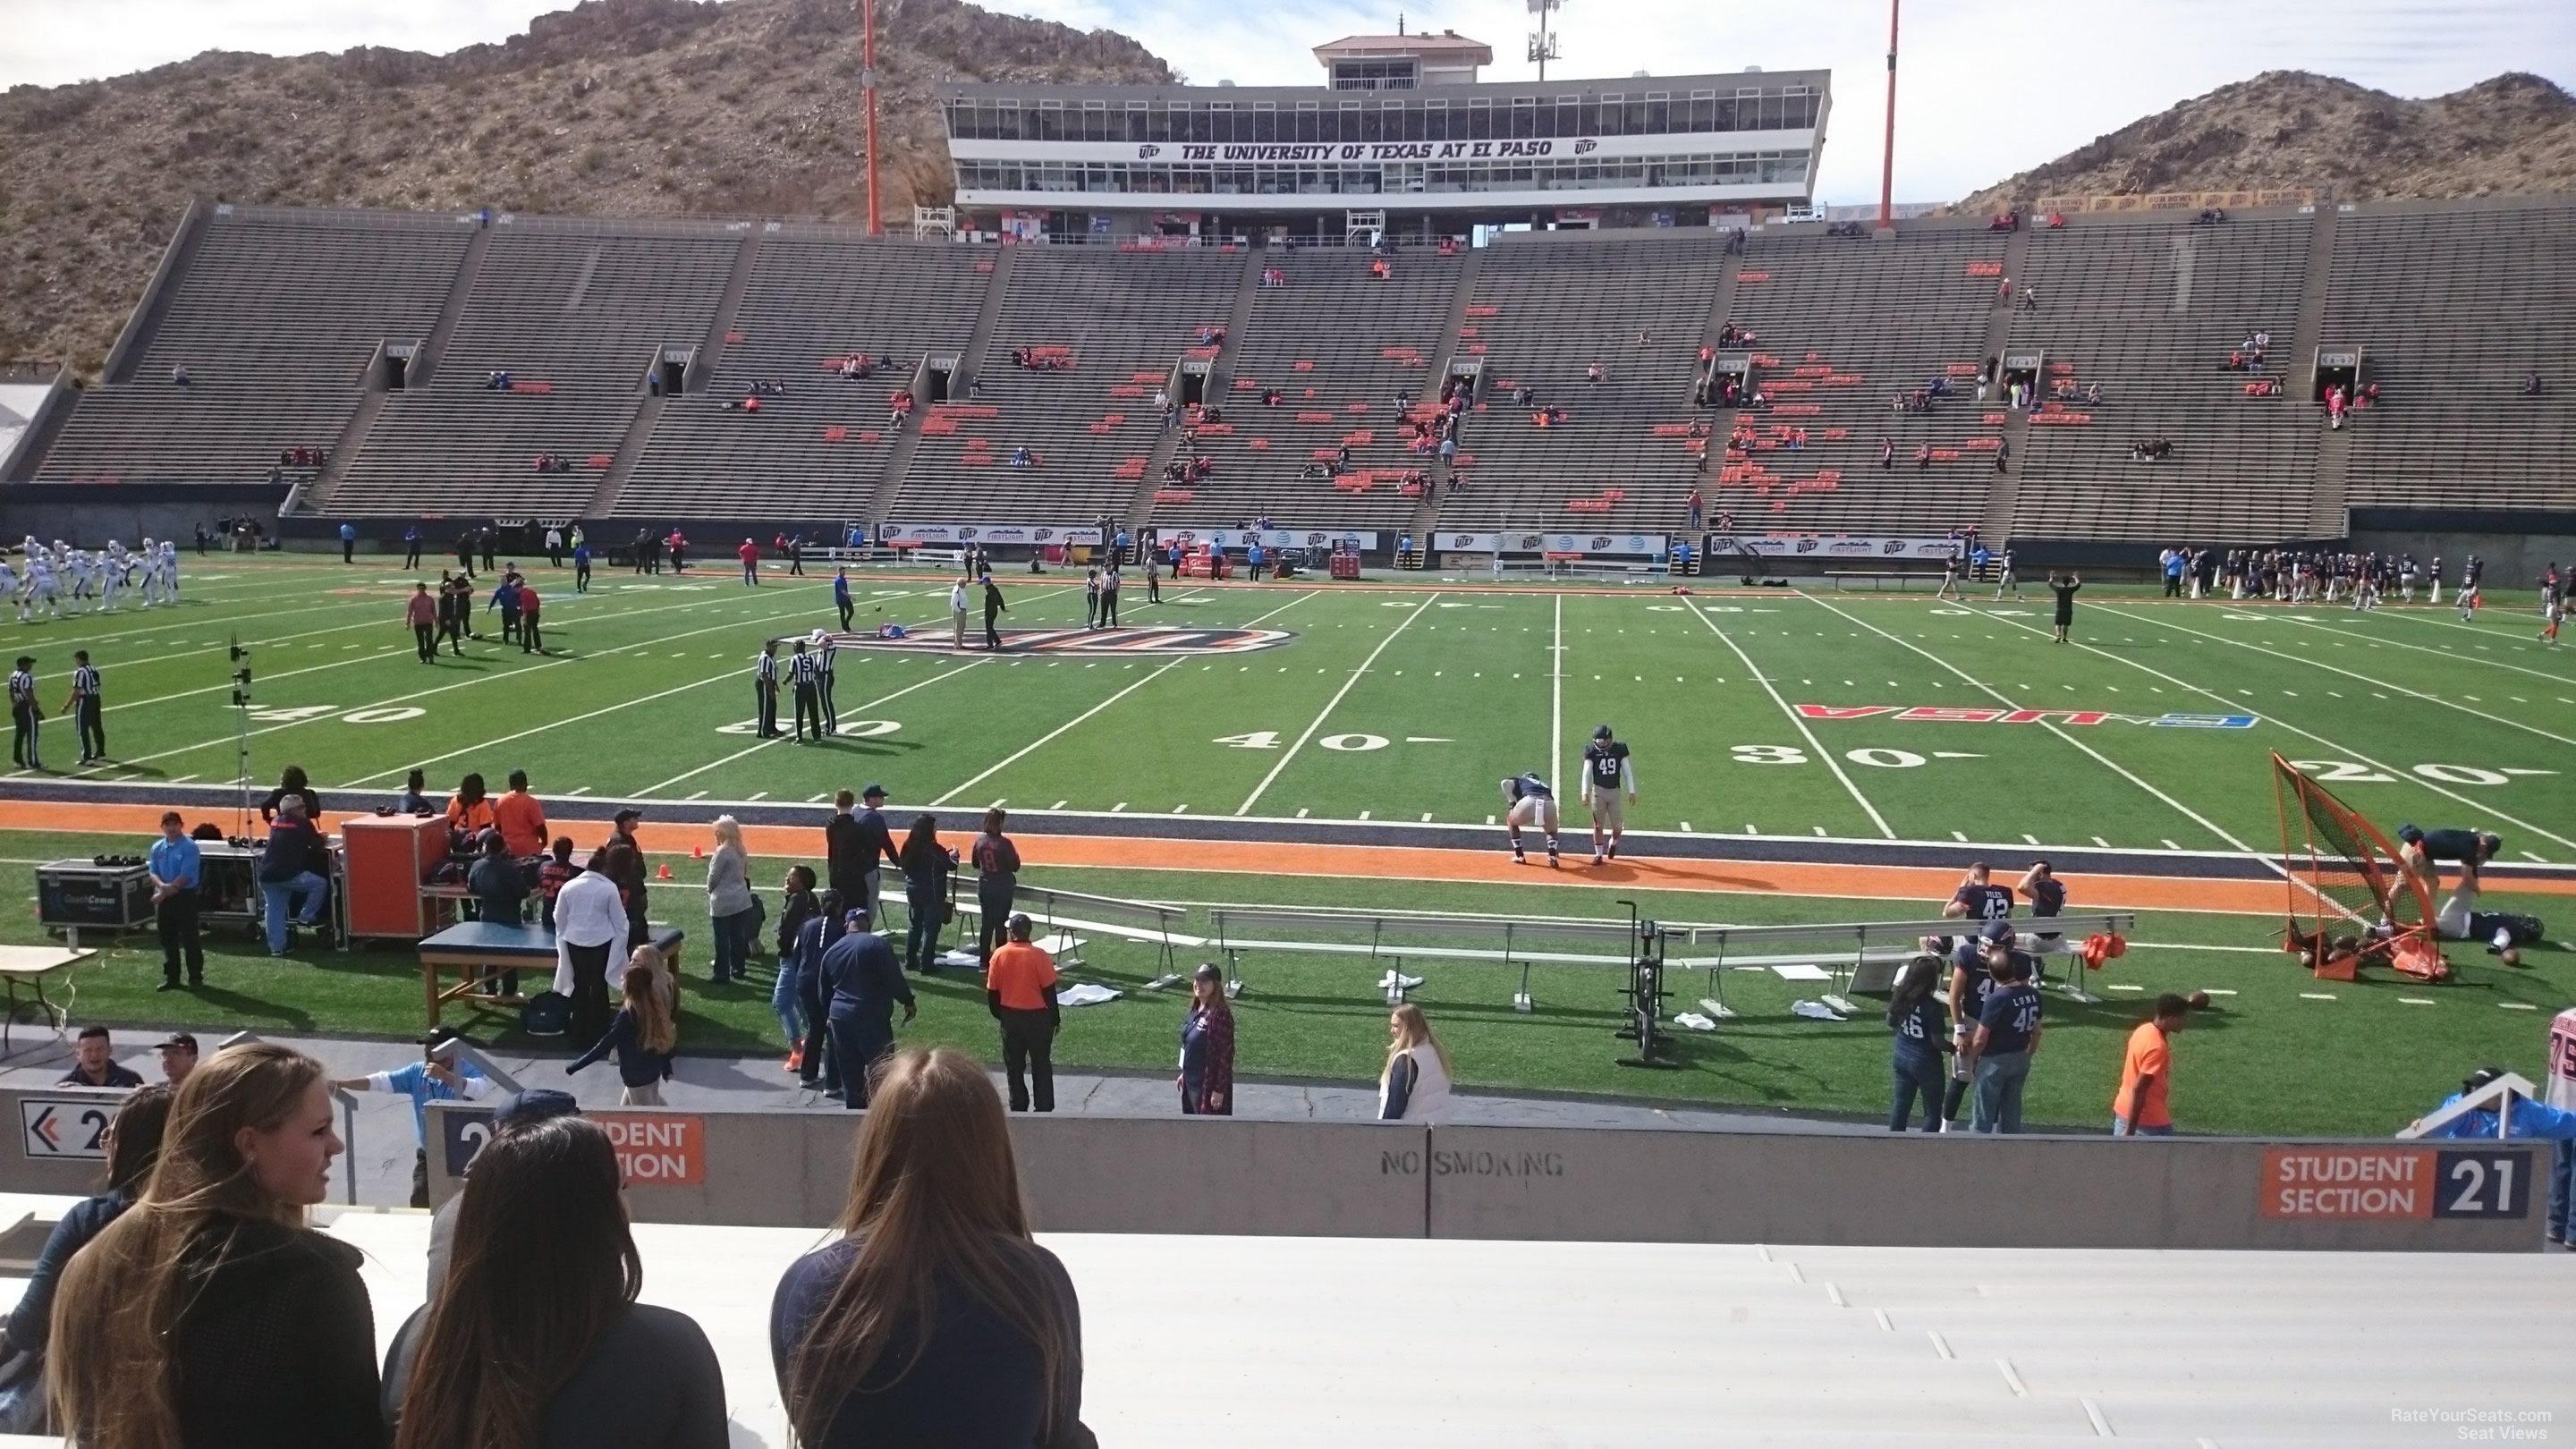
left=20, top=198, right=2576, bottom=546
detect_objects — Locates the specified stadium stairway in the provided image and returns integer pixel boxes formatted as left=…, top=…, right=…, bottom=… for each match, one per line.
left=97, top=199, right=213, bottom=386
left=1123, top=244, right=1265, bottom=533
left=2287, top=204, right=2347, bottom=538
left=1400, top=245, right=1487, bottom=545
left=2322, top=198, right=2576, bottom=516
left=582, top=228, right=763, bottom=520
left=861, top=246, right=1016, bottom=531
left=1973, top=225, right=2034, bottom=541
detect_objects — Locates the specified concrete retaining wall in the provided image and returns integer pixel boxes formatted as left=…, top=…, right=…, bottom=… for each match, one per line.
left=390, top=1101, right=2541, bottom=1252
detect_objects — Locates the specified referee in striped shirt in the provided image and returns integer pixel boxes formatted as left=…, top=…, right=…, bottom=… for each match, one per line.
left=811, top=629, right=840, bottom=734
left=64, top=650, right=105, bottom=765
left=8, top=657, right=38, bottom=771
left=789, top=640, right=825, bottom=743
left=754, top=641, right=782, bottom=738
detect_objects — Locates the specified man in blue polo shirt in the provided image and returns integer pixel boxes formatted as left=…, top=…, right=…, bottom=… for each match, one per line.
left=1972, top=946, right=2045, bottom=1133
left=335, top=1028, right=488, bottom=1208
left=148, top=810, right=205, bottom=990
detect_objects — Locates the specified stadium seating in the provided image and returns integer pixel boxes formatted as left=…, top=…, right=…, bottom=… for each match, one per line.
left=33, top=208, right=470, bottom=487
left=886, top=246, right=1242, bottom=526
left=609, top=235, right=994, bottom=521
left=312, top=225, right=737, bottom=518
left=1154, top=247, right=1461, bottom=533
left=1431, top=235, right=1731, bottom=533
left=2325, top=202, right=2576, bottom=514
left=2006, top=216, right=2321, bottom=541
left=1716, top=225, right=2006, bottom=535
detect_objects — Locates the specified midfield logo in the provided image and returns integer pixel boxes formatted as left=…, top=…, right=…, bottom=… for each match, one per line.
left=1795, top=705, right=2257, bottom=728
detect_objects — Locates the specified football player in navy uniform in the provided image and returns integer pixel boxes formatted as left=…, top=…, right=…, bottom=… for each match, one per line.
left=1500, top=772, right=1561, bottom=868
left=1579, top=724, right=1636, bottom=866
left=2016, top=859, right=2068, bottom=967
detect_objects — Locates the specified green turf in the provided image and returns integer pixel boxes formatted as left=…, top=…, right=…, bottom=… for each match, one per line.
left=5, top=557, right=2569, bottom=1135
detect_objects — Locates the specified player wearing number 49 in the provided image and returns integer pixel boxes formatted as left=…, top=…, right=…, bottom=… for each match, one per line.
left=1580, top=724, right=1635, bottom=866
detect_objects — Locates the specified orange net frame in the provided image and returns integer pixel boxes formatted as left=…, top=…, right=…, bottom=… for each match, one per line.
left=2270, top=752, right=2449, bottom=981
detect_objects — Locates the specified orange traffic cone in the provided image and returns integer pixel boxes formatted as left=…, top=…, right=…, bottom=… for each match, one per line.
left=691, top=844, right=704, bottom=859
left=657, top=862, right=673, bottom=880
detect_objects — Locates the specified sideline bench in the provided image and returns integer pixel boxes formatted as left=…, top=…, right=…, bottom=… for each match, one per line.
left=957, top=881, right=1198, bottom=977
left=1826, top=570, right=1947, bottom=591
left=1202, top=906, right=2136, bottom=1013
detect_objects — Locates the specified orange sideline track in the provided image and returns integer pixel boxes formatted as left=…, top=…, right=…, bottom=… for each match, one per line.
left=14, top=799, right=2572, bottom=913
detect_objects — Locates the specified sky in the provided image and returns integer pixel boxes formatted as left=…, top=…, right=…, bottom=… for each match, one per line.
left=4, top=0, right=2570, bottom=203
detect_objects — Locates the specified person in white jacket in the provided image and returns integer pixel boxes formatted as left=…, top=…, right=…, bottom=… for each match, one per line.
left=950, top=577, right=970, bottom=650
left=1377, top=1004, right=1453, bottom=1122
left=552, top=863, right=627, bottom=1045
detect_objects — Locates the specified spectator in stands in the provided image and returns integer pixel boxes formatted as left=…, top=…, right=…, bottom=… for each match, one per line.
left=2326, top=384, right=2347, bottom=430
left=1885, top=956, right=1946, bottom=1133
left=52, top=1043, right=377, bottom=1449
left=170, top=365, right=189, bottom=387
left=1995, top=437, right=2010, bottom=474
left=387, top=1114, right=726, bottom=1448
left=2018, top=284, right=2040, bottom=312
left=1010, top=445, right=1032, bottom=468
left=567, top=961, right=679, bottom=1106
left=1377, top=1004, right=1453, bottom=1122
left=2196, top=207, right=2226, bottom=225
left=1685, top=487, right=1704, bottom=531
left=2522, top=371, right=2545, bottom=397
left=1585, top=362, right=1604, bottom=385
left=58, top=1024, right=145, bottom=1089
left=0, top=1083, right=170, bottom=1428
left=157, top=1033, right=198, bottom=1089
left=1879, top=437, right=1895, bottom=470
left=773, top=1046, right=1089, bottom=1447
left=1915, top=444, right=1933, bottom=471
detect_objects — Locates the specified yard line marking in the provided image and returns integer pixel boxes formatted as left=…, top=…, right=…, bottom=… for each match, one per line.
left=807, top=792, right=828, bottom=802
left=1805, top=593, right=2249, bottom=851
left=2021, top=834, right=2040, bottom=845
left=933, top=660, right=1186, bottom=807
left=2106, top=606, right=2576, bottom=750
left=2301, top=992, right=2337, bottom=1001
left=745, top=791, right=768, bottom=801
left=1172, top=803, right=1190, bottom=814
left=2091, top=835, right=2111, bottom=848
left=1550, top=595, right=1565, bottom=794
left=2399, top=997, right=2436, bottom=1006
left=1680, top=595, right=1892, bottom=838
left=2161, top=839, right=2182, bottom=851
left=563, top=786, right=590, bottom=796
left=1679, top=820, right=1693, bottom=832
left=1952, top=830, right=1968, bottom=842
left=1111, top=802, right=1128, bottom=812
left=1983, top=609, right=2576, bottom=853
left=2501, top=1003, right=2538, bottom=1012
left=1298, top=808, right=1311, bottom=818
left=1238, top=590, right=1430, bottom=816
left=170, top=774, right=198, bottom=784
left=1420, top=812, right=1434, bottom=822
left=1051, top=800, right=1068, bottom=809
left=636, top=658, right=994, bottom=800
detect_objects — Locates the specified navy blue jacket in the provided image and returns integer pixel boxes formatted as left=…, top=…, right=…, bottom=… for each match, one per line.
left=819, top=931, right=911, bottom=1025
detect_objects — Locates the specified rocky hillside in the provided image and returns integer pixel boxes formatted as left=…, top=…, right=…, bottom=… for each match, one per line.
left=1959, top=71, right=2576, bottom=213
left=0, top=0, right=1172, bottom=377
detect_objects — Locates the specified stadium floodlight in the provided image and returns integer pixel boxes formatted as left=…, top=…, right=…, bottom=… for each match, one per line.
left=1526, top=0, right=1563, bottom=81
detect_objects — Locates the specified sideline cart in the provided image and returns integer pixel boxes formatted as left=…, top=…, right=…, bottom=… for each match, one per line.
left=419, top=921, right=687, bottom=1028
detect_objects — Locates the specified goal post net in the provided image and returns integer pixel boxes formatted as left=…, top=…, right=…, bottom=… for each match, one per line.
left=2269, top=752, right=2447, bottom=980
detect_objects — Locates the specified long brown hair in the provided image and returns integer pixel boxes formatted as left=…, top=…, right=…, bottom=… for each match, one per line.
left=783, top=1047, right=1072, bottom=1443
left=1886, top=954, right=1942, bottom=1030
left=394, top=1117, right=639, bottom=1449
left=622, top=962, right=677, bottom=1055
left=48, top=1043, right=327, bottom=1449
left=104, top=1085, right=175, bottom=1197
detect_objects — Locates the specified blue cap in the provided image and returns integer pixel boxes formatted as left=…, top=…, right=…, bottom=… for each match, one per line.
left=494, top=1088, right=580, bottom=1130
left=1980, top=919, right=2015, bottom=943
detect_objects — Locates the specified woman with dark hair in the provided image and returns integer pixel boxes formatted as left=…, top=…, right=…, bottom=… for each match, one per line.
left=1178, top=964, right=1234, bottom=1115
left=258, top=765, right=321, bottom=825
left=445, top=773, right=496, bottom=852
left=394, top=769, right=434, bottom=817
left=49, top=1042, right=380, bottom=1449
left=567, top=962, right=678, bottom=1106
left=774, top=864, right=820, bottom=1069
left=897, top=814, right=954, bottom=973
left=772, top=1047, right=1091, bottom=1448
left=1885, top=954, right=1949, bottom=1132
left=0, top=1086, right=174, bottom=1430
left=385, top=1116, right=726, bottom=1449
left=970, top=808, right=1021, bottom=962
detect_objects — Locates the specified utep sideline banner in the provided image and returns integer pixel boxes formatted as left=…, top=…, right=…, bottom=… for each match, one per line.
left=882, top=524, right=1106, bottom=547
left=1160, top=529, right=1379, bottom=552
left=1707, top=534, right=1956, bottom=561
left=1434, top=531, right=1671, bottom=556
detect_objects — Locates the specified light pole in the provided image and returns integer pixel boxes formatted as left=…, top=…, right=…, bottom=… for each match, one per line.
left=1878, top=0, right=1900, bottom=233
left=862, top=0, right=883, bottom=236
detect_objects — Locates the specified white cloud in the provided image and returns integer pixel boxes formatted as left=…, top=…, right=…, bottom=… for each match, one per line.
left=4, top=0, right=2568, bottom=204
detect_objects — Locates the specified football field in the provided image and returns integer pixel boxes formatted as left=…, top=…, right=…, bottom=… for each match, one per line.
left=0, top=555, right=2568, bottom=1137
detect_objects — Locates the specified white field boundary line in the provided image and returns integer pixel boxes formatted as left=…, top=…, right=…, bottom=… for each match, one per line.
left=1801, top=593, right=2253, bottom=852
left=1236, top=589, right=1427, bottom=817
left=635, top=660, right=992, bottom=798
left=2254, top=607, right=2576, bottom=689
left=75, top=587, right=919, bottom=781
left=1679, top=594, right=1894, bottom=839
left=1978, top=608, right=2576, bottom=855
left=93, top=582, right=742, bottom=719
left=0, top=566, right=650, bottom=657
left=2128, top=605, right=2576, bottom=740
left=935, top=590, right=1321, bottom=812
left=334, top=585, right=982, bottom=789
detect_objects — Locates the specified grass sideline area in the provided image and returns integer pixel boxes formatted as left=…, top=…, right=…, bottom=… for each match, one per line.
left=0, top=834, right=2563, bottom=1139
left=0, top=555, right=2567, bottom=1136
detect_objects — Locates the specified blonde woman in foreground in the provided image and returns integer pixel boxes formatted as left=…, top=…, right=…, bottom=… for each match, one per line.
left=1378, top=1003, right=1454, bottom=1122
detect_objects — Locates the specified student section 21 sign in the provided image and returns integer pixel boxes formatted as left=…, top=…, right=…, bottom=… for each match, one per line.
left=2258, top=1146, right=2529, bottom=1220
left=442, top=1109, right=705, bottom=1185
